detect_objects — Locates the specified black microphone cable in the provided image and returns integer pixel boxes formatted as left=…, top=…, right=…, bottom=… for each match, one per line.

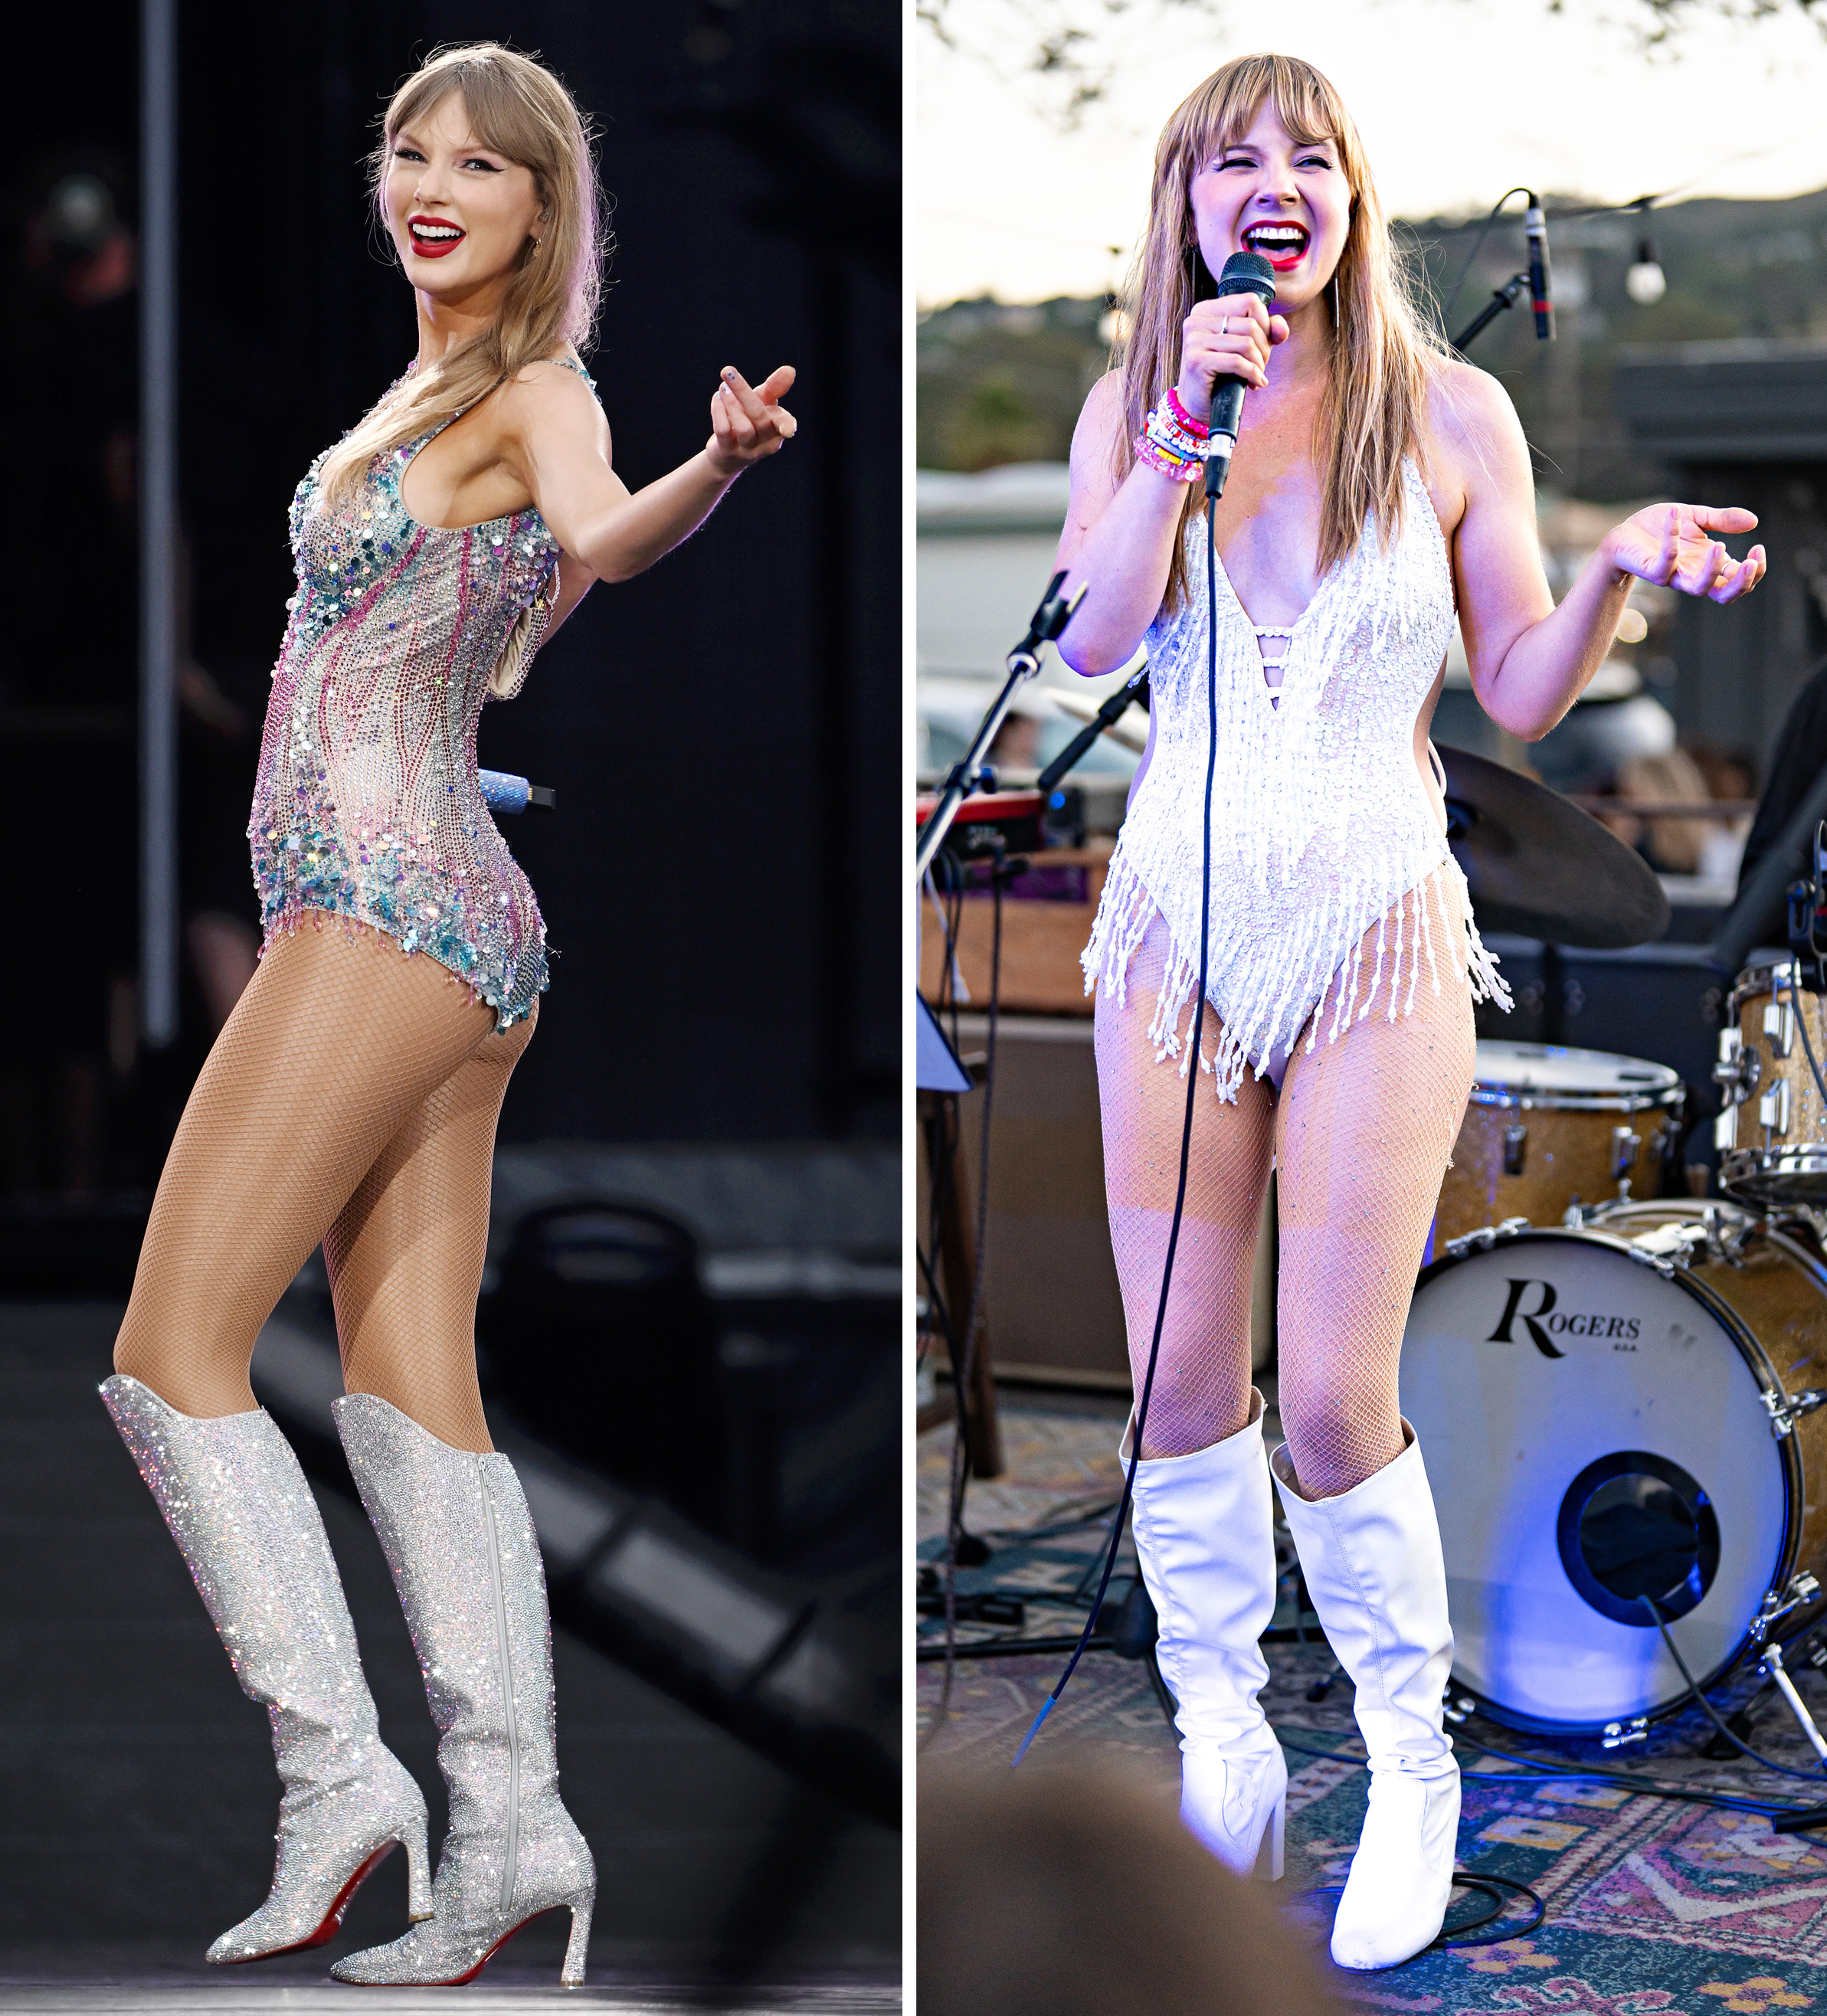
left=1013, top=483, right=1225, bottom=1766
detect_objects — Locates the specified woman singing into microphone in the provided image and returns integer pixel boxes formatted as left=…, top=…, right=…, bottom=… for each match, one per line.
left=1065, top=52, right=1763, bottom=1970
left=100, top=42, right=794, bottom=1987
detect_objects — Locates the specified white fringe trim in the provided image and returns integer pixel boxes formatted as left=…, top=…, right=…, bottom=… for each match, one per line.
left=1082, top=843, right=1511, bottom=1104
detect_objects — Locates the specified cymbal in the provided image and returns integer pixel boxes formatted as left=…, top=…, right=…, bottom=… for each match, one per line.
left=1436, top=743, right=1671, bottom=949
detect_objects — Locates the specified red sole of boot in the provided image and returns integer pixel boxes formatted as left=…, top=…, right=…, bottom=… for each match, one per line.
left=340, top=1906, right=568, bottom=1988
left=214, top=1841, right=399, bottom=1964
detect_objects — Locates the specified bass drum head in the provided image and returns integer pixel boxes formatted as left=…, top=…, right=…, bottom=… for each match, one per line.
left=1399, top=1229, right=1792, bottom=1733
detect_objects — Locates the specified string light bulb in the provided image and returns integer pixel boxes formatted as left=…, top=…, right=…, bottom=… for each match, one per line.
left=1626, top=201, right=1666, bottom=306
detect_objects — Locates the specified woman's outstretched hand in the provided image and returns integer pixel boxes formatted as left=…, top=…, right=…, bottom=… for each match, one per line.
left=707, top=364, right=797, bottom=475
left=1604, top=503, right=1766, bottom=604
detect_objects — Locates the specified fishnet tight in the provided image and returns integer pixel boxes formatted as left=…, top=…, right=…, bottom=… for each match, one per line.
left=113, top=920, right=534, bottom=1451
left=1095, top=882, right=1475, bottom=1498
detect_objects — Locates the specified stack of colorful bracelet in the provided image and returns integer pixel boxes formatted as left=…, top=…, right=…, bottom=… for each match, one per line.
left=1135, top=388, right=1210, bottom=483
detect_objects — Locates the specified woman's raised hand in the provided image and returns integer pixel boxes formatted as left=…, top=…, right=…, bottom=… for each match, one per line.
left=708, top=364, right=797, bottom=474
left=1174, top=291, right=1288, bottom=424
left=1604, top=502, right=1766, bottom=604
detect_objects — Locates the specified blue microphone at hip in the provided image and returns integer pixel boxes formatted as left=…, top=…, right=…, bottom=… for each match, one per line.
left=1203, top=249, right=1279, bottom=500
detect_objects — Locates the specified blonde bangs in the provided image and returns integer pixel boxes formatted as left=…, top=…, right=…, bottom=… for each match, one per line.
left=1115, top=54, right=1447, bottom=609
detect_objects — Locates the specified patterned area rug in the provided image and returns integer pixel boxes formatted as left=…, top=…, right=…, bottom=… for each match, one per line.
left=918, top=1392, right=1827, bottom=2013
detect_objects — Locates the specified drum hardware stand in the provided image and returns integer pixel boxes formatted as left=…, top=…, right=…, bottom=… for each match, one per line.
left=1760, top=1386, right=1827, bottom=1440
left=1787, top=826, right=1827, bottom=997
left=1755, top=1640, right=1827, bottom=1764
left=1748, top=1576, right=1827, bottom=1762
left=913, top=571, right=1088, bottom=885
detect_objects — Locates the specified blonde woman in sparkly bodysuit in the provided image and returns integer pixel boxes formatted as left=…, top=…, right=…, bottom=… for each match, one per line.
left=100, top=44, right=794, bottom=1988
left=1066, top=54, right=1763, bottom=1971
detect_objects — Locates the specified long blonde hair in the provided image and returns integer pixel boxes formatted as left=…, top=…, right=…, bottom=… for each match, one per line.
left=318, top=41, right=606, bottom=511
left=1117, top=54, right=1446, bottom=609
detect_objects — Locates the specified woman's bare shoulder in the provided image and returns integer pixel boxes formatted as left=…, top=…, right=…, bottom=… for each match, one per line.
left=1423, top=355, right=1524, bottom=466
left=496, top=356, right=609, bottom=458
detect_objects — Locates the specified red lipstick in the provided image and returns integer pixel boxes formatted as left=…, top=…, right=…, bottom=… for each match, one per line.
left=406, top=214, right=466, bottom=258
left=1242, top=222, right=1310, bottom=274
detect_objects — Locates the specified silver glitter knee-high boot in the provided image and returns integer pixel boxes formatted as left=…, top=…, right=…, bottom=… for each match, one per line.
left=328, top=1393, right=595, bottom=1988
left=100, top=1376, right=432, bottom=1964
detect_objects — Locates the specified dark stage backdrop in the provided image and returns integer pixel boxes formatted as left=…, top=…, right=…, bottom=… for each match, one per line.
left=3, top=0, right=898, bottom=1167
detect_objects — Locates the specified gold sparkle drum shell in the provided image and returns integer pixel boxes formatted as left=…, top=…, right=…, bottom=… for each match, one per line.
left=1435, top=1041, right=1684, bottom=1247
left=1717, top=961, right=1827, bottom=1204
left=1401, top=1197, right=1827, bottom=1736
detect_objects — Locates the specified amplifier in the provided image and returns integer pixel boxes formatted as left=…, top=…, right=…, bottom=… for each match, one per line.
left=927, top=1013, right=1275, bottom=1384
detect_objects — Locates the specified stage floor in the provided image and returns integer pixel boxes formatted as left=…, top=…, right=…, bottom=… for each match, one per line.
left=919, top=1384, right=1827, bottom=2010
left=0, top=1985, right=899, bottom=2012
left=1, top=1300, right=897, bottom=1996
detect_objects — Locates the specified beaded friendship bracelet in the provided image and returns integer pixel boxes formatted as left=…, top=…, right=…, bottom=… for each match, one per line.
left=1164, top=388, right=1209, bottom=441
left=1135, top=431, right=1203, bottom=481
left=1137, top=393, right=1210, bottom=483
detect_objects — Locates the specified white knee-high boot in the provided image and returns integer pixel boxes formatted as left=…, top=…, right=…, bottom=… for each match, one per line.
left=1271, top=1422, right=1459, bottom=1971
left=1127, top=1389, right=1286, bottom=1877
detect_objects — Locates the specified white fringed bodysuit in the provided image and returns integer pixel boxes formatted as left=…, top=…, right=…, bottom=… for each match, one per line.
left=1082, top=459, right=1511, bottom=1099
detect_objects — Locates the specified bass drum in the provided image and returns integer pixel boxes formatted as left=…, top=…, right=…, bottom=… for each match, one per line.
left=1399, top=1198, right=1827, bottom=1736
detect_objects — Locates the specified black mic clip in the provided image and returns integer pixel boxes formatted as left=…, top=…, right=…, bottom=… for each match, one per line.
left=1010, top=571, right=1090, bottom=675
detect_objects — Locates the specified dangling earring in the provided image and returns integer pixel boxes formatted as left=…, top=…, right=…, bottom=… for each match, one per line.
left=1330, top=275, right=1341, bottom=335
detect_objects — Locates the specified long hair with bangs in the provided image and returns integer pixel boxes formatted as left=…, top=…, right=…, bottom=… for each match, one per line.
left=1117, top=54, right=1447, bottom=610
left=317, top=41, right=607, bottom=512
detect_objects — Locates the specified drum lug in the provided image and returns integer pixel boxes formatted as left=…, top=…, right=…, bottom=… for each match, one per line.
left=1714, top=1028, right=1760, bottom=1105
left=1611, top=1125, right=1642, bottom=1180
left=1761, top=1078, right=1793, bottom=1137
left=1442, top=1693, right=1476, bottom=1726
left=1761, top=1387, right=1827, bottom=1438
left=1766, top=1001, right=1798, bottom=1059
left=1503, top=1122, right=1527, bottom=1177
left=1600, top=1717, right=1649, bottom=1749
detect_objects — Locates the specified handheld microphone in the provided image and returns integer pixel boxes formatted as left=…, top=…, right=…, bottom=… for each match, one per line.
left=1525, top=198, right=1554, bottom=342
left=1202, top=250, right=1278, bottom=499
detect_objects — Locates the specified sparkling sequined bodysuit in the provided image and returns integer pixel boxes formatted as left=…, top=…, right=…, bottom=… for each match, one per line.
left=1082, top=459, right=1510, bottom=1099
left=250, top=362, right=592, bottom=1027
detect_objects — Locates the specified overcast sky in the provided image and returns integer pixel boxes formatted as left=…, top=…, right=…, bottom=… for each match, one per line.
left=917, top=0, right=1827, bottom=305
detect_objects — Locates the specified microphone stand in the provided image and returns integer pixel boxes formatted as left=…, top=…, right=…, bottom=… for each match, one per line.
left=915, top=571, right=1088, bottom=885
left=1452, top=271, right=1532, bottom=356
left=1036, top=673, right=1148, bottom=796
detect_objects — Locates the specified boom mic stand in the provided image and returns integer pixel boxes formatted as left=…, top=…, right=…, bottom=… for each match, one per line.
left=1452, top=271, right=1533, bottom=356
left=915, top=571, right=1088, bottom=885
left=1036, top=672, right=1148, bottom=795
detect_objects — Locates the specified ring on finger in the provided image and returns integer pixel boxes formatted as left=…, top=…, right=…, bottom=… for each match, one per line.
left=1219, top=316, right=1229, bottom=339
